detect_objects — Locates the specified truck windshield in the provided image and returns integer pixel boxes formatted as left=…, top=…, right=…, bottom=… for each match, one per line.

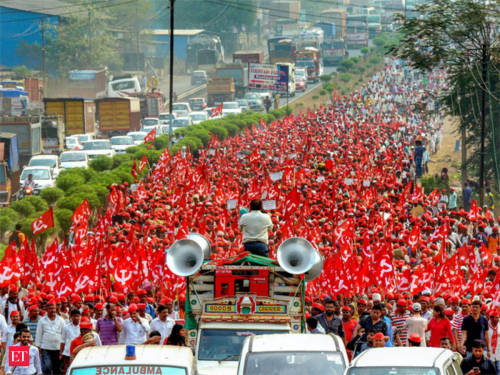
left=198, top=329, right=287, bottom=361
left=142, top=119, right=158, bottom=126
left=244, top=352, right=345, bottom=375
left=29, top=159, right=56, bottom=168
left=347, top=368, right=438, bottom=375
left=83, top=141, right=111, bottom=150
left=61, top=152, right=85, bottom=162
left=70, top=365, right=186, bottom=375
left=111, top=80, right=136, bottom=91
left=111, top=137, right=133, bottom=145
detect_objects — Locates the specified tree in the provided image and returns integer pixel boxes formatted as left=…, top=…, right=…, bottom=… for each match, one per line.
left=390, top=0, right=500, bottom=204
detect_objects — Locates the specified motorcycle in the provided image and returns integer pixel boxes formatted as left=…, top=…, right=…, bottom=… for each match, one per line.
left=18, top=183, right=39, bottom=200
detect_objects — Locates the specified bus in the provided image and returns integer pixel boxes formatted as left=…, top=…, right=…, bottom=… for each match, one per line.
left=267, top=36, right=296, bottom=65
left=346, top=14, right=368, bottom=49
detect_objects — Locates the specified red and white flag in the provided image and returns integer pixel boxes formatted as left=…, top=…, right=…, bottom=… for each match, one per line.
left=211, top=103, right=223, bottom=118
left=144, top=127, right=157, bottom=144
left=138, top=154, right=148, bottom=173
left=32, top=208, right=54, bottom=235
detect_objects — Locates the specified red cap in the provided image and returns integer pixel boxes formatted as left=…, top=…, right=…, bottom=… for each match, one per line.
left=358, top=299, right=367, bottom=305
left=397, top=299, right=407, bottom=306
left=28, top=305, right=38, bottom=312
left=373, top=332, right=385, bottom=340
left=80, top=321, right=93, bottom=329
left=84, top=295, right=94, bottom=302
left=47, top=299, right=57, bottom=306
left=128, top=303, right=138, bottom=313
left=136, top=289, right=147, bottom=296
left=444, top=308, right=454, bottom=316
left=109, top=296, right=118, bottom=304
left=462, top=299, right=471, bottom=305
left=137, top=303, right=146, bottom=310
left=490, top=311, right=500, bottom=317
left=450, top=296, right=459, bottom=303
left=71, top=295, right=82, bottom=303
left=408, top=333, right=421, bottom=343
left=312, top=303, right=324, bottom=311
left=10, top=310, right=20, bottom=317
left=342, top=306, right=352, bottom=312
left=95, top=303, right=103, bottom=309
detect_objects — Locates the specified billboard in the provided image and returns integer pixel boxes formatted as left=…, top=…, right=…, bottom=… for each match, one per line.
left=248, top=64, right=280, bottom=90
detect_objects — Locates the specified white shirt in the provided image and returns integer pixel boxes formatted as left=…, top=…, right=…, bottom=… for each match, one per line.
left=61, top=323, right=80, bottom=356
left=2, top=323, right=17, bottom=350
left=119, top=318, right=149, bottom=345
left=1, top=300, right=25, bottom=324
left=239, top=210, right=273, bottom=244
left=149, top=317, right=175, bottom=342
left=4, top=344, right=42, bottom=375
left=35, top=315, right=65, bottom=350
left=0, top=314, right=7, bottom=340
left=489, top=324, right=500, bottom=361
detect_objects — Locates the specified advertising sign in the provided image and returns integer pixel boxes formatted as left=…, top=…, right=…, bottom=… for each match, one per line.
left=249, top=64, right=280, bottom=90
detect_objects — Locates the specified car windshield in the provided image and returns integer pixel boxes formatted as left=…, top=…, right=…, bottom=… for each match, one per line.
left=129, top=133, right=146, bottom=141
left=66, top=138, right=77, bottom=144
left=296, top=70, right=306, bottom=77
left=191, top=114, right=206, bottom=121
left=21, top=169, right=50, bottom=180
left=173, top=104, right=188, bottom=111
left=223, top=103, right=239, bottom=109
left=83, top=141, right=110, bottom=150
left=244, top=352, right=345, bottom=375
left=70, top=366, right=186, bottom=375
left=198, top=329, right=287, bottom=361
left=61, top=153, right=85, bottom=162
left=111, top=137, right=133, bottom=145
left=173, top=119, right=189, bottom=127
left=76, top=135, right=91, bottom=143
left=347, top=367, right=439, bottom=375
left=29, top=159, right=56, bottom=168
left=142, top=119, right=158, bottom=126
left=245, top=94, right=259, bottom=100
left=159, top=114, right=171, bottom=121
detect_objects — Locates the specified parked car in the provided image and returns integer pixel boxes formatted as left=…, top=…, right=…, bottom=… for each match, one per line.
left=159, top=112, right=175, bottom=125
left=81, top=139, right=115, bottom=159
left=72, top=133, right=94, bottom=143
left=222, top=101, right=242, bottom=116
left=189, top=97, right=207, bottom=111
left=191, top=70, right=208, bottom=85
left=244, top=93, right=265, bottom=111
left=172, top=117, right=192, bottom=130
left=28, top=155, right=60, bottom=177
left=65, top=137, right=82, bottom=151
left=20, top=166, right=55, bottom=190
left=127, top=131, right=148, bottom=145
left=296, top=76, right=307, bottom=91
left=295, top=68, right=308, bottom=82
left=172, top=102, right=191, bottom=117
left=236, top=99, right=250, bottom=112
left=346, top=347, right=463, bottom=375
left=60, top=151, right=89, bottom=169
left=189, top=111, right=208, bottom=124
left=141, top=117, right=160, bottom=127
left=110, top=136, right=134, bottom=153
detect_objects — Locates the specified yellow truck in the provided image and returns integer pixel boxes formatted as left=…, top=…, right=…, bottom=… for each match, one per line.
left=206, top=77, right=235, bottom=107
left=43, top=98, right=96, bottom=136
left=95, top=97, right=141, bottom=135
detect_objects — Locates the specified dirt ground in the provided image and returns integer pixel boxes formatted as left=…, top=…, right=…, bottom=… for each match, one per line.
left=426, top=117, right=462, bottom=188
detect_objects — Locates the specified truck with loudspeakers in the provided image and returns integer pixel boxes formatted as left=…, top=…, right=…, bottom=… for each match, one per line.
left=166, top=234, right=323, bottom=375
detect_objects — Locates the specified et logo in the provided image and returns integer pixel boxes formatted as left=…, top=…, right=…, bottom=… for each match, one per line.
left=9, top=347, right=29, bottom=367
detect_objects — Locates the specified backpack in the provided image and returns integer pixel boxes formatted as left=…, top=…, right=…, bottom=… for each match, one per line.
left=8, top=230, right=20, bottom=247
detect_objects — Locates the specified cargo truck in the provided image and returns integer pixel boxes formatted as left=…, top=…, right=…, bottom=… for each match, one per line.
left=0, top=116, right=41, bottom=166
left=295, top=48, right=322, bottom=82
left=41, top=116, right=65, bottom=154
left=95, top=97, right=141, bottom=135
left=207, top=77, right=235, bottom=107
left=215, top=64, right=248, bottom=98
left=267, top=37, right=296, bottom=65
left=44, top=98, right=96, bottom=136
left=166, top=234, right=322, bottom=375
left=320, top=9, right=346, bottom=39
left=67, top=69, right=107, bottom=98
left=0, top=132, right=20, bottom=205
left=233, top=51, right=265, bottom=64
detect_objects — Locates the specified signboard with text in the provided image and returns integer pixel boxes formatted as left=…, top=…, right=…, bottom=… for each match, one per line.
left=248, top=64, right=280, bottom=90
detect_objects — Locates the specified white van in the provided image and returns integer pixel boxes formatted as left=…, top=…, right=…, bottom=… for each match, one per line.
left=346, top=347, right=463, bottom=375
left=108, top=76, right=141, bottom=97
left=237, top=334, right=347, bottom=375
left=67, top=345, right=197, bottom=375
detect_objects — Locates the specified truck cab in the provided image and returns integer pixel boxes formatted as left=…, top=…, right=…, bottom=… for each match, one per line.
left=0, top=132, right=20, bottom=205
left=167, top=234, right=322, bottom=375
left=41, top=116, right=65, bottom=154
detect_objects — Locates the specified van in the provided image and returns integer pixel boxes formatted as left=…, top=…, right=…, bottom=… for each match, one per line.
left=191, top=70, right=208, bottom=85
left=237, top=333, right=348, bottom=375
left=346, top=347, right=463, bottom=375
left=67, top=345, right=197, bottom=375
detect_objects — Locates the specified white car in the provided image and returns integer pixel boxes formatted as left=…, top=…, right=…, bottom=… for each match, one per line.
left=60, top=151, right=89, bottom=169
left=141, top=117, right=160, bottom=127
left=110, top=136, right=134, bottom=153
left=159, top=112, right=176, bottom=125
left=189, top=111, right=208, bottom=124
left=127, top=131, right=148, bottom=145
left=347, top=347, right=462, bottom=375
left=28, top=155, right=60, bottom=177
left=172, top=102, right=191, bottom=117
left=81, top=140, right=115, bottom=160
left=222, top=101, right=242, bottom=116
left=72, top=134, right=94, bottom=143
left=172, top=117, right=192, bottom=130
left=20, top=166, right=55, bottom=190
left=65, top=137, right=82, bottom=151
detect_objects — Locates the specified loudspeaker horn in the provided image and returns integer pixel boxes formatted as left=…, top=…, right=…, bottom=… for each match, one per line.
left=277, top=237, right=323, bottom=281
left=166, top=233, right=211, bottom=277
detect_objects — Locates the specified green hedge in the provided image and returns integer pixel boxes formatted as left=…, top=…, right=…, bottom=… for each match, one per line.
left=0, top=109, right=289, bottom=245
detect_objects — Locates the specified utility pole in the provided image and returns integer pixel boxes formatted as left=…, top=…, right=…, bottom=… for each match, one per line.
left=479, top=42, right=488, bottom=207
left=41, top=18, right=46, bottom=81
left=168, top=0, right=175, bottom=143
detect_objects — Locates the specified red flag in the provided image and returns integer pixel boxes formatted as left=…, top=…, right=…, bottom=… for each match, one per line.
left=211, top=103, right=223, bottom=118
left=138, top=154, right=148, bottom=173
left=131, top=159, right=138, bottom=180
left=32, top=208, right=54, bottom=235
left=144, top=127, right=157, bottom=144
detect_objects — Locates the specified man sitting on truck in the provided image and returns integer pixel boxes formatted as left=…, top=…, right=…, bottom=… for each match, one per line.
left=238, top=199, right=273, bottom=257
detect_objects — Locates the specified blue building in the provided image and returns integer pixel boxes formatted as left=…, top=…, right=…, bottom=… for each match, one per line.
left=0, top=0, right=68, bottom=69
left=145, top=29, right=205, bottom=61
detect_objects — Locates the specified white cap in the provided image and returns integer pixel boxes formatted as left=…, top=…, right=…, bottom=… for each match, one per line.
left=372, top=293, right=382, bottom=303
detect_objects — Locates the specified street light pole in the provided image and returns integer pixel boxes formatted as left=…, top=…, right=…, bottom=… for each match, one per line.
left=479, top=42, right=488, bottom=207
left=168, top=0, right=175, bottom=144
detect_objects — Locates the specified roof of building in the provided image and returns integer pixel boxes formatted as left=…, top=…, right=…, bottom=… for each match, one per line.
left=148, top=29, right=205, bottom=36
left=0, top=0, right=82, bottom=17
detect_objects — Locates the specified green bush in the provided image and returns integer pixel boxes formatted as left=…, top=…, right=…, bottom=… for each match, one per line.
left=189, top=128, right=211, bottom=145
left=0, top=216, right=14, bottom=240
left=350, top=57, right=360, bottom=64
left=421, top=176, right=448, bottom=194
left=312, top=95, right=319, bottom=100
left=90, top=155, right=113, bottom=171
left=40, top=187, right=64, bottom=206
left=319, top=89, right=327, bottom=96
left=223, top=122, right=239, bottom=137
left=56, top=173, right=85, bottom=191
left=320, top=74, right=331, bottom=82
left=57, top=195, right=86, bottom=211
left=66, top=184, right=98, bottom=196
left=340, top=59, right=355, bottom=71
left=11, top=200, right=36, bottom=217
left=181, top=136, right=203, bottom=152
left=112, top=153, right=133, bottom=168
left=369, top=55, right=382, bottom=65
left=54, top=208, right=73, bottom=234
left=336, top=66, right=347, bottom=73
left=372, top=35, right=387, bottom=47
left=0, top=207, right=20, bottom=221
left=360, top=47, right=369, bottom=55
left=323, top=82, right=335, bottom=93
left=90, top=184, right=109, bottom=205
left=23, top=196, right=49, bottom=212
left=204, top=125, right=228, bottom=141
left=340, top=73, right=353, bottom=83
left=154, top=135, right=170, bottom=150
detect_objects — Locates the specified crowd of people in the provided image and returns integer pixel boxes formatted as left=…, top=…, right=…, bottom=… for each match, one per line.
left=0, top=58, right=498, bottom=375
